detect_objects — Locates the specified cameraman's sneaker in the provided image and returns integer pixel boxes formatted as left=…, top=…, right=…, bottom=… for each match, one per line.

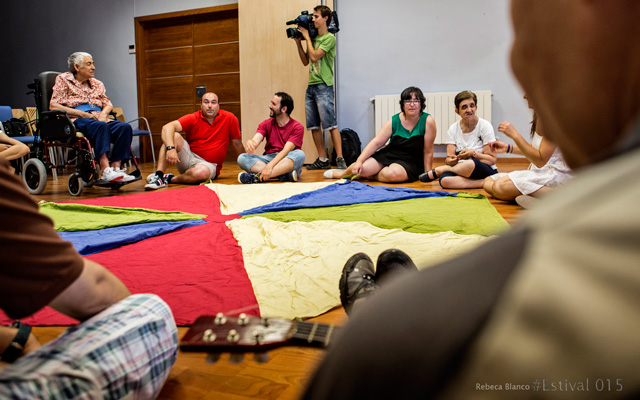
left=306, top=158, right=331, bottom=170
left=278, top=170, right=298, bottom=182
left=101, top=167, right=134, bottom=182
left=336, top=157, right=347, bottom=170
left=238, top=172, right=260, bottom=184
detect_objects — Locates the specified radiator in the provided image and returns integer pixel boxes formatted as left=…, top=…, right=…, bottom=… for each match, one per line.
left=371, top=90, right=492, bottom=144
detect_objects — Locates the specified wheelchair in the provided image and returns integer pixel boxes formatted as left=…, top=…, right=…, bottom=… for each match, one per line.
left=23, top=71, right=141, bottom=196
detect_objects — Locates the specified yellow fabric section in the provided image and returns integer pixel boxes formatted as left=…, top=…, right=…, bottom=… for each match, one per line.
left=204, top=181, right=336, bottom=215
left=227, top=217, right=491, bottom=319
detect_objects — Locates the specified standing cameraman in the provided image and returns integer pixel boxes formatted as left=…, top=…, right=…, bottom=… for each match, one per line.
left=292, top=5, right=346, bottom=171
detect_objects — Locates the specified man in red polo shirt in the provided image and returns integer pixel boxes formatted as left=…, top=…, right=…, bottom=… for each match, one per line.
left=146, top=92, right=243, bottom=189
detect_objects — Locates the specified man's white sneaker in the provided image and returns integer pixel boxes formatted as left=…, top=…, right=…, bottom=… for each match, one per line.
left=119, top=172, right=136, bottom=182
left=101, top=167, right=125, bottom=182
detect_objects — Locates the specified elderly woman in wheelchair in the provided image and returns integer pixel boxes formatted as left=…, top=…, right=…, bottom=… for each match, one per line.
left=49, top=52, right=134, bottom=182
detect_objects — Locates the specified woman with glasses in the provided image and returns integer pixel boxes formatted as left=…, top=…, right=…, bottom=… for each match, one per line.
left=324, top=86, right=436, bottom=182
left=419, top=90, right=498, bottom=188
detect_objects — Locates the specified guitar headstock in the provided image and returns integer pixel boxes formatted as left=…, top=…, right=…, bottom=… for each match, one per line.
left=180, top=313, right=296, bottom=353
left=180, top=313, right=338, bottom=356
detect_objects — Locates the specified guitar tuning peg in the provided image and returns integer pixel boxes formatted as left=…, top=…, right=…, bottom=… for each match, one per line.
left=215, top=313, right=227, bottom=325
left=227, top=329, right=240, bottom=343
left=205, top=353, right=221, bottom=364
left=253, top=352, right=270, bottom=364
left=228, top=353, right=245, bottom=364
left=203, top=329, right=217, bottom=343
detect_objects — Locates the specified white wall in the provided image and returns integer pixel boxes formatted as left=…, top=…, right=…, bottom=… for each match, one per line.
left=0, top=0, right=532, bottom=155
left=335, top=0, right=531, bottom=155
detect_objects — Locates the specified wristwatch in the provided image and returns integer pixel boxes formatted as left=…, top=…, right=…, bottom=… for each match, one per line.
left=1, top=321, right=31, bottom=362
left=166, top=146, right=176, bottom=151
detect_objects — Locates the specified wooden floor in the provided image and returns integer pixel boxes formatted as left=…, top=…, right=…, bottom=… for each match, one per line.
left=30, top=157, right=529, bottom=400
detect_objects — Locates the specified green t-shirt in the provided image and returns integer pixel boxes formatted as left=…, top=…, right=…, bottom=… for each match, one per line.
left=308, top=33, right=336, bottom=86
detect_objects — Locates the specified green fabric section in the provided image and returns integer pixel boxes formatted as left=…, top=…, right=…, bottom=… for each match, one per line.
left=242, top=193, right=509, bottom=236
left=39, top=202, right=207, bottom=232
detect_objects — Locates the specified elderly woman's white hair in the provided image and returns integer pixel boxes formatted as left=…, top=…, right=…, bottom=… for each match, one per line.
left=67, top=52, right=92, bottom=74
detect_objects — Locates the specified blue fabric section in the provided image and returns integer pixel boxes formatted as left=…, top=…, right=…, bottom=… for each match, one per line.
left=238, top=180, right=459, bottom=215
left=58, top=219, right=207, bottom=255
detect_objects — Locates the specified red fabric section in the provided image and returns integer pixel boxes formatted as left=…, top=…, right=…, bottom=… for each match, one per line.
left=1, top=186, right=258, bottom=326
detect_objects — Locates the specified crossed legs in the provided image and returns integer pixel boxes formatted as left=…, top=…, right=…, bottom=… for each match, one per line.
left=484, top=175, right=552, bottom=202
left=327, top=158, right=408, bottom=183
left=422, top=162, right=485, bottom=189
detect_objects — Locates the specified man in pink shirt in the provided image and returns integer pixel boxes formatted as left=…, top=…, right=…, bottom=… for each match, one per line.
left=237, top=92, right=305, bottom=183
left=145, top=92, right=243, bottom=189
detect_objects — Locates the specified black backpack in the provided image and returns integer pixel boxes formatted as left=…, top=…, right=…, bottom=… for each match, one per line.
left=2, top=118, right=29, bottom=137
left=331, top=128, right=362, bottom=166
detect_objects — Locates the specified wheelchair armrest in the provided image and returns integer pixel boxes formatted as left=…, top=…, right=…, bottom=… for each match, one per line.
left=40, top=109, right=69, bottom=118
left=39, top=110, right=76, bottom=140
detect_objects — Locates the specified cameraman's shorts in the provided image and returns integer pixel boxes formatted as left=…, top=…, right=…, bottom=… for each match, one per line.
left=305, top=83, right=338, bottom=131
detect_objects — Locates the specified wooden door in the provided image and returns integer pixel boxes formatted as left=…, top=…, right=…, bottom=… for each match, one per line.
left=134, top=5, right=240, bottom=163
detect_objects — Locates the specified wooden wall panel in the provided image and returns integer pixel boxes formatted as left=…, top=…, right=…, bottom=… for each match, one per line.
left=193, top=11, right=239, bottom=45
left=146, top=105, right=195, bottom=132
left=145, top=48, right=194, bottom=78
left=196, top=73, right=240, bottom=104
left=194, top=44, right=240, bottom=73
left=238, top=0, right=333, bottom=162
left=144, top=19, right=193, bottom=50
left=221, top=102, right=242, bottom=163
left=145, top=76, right=194, bottom=106
left=222, top=103, right=241, bottom=121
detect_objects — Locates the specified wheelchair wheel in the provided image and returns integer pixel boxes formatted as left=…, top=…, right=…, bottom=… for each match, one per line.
left=22, top=158, right=47, bottom=195
left=68, top=173, right=85, bottom=196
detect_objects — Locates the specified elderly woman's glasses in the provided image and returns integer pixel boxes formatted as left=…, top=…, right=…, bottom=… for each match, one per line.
left=403, top=100, right=420, bottom=105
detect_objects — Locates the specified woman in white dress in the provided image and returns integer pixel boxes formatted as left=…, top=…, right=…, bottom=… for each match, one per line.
left=483, top=96, right=572, bottom=205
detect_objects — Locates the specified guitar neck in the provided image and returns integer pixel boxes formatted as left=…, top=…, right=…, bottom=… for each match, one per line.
left=290, top=321, right=338, bottom=348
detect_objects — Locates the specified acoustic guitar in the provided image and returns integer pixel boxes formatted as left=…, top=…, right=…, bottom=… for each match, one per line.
left=180, top=313, right=339, bottom=363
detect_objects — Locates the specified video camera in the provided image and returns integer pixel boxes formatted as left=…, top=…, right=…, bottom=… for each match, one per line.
left=286, top=10, right=339, bottom=39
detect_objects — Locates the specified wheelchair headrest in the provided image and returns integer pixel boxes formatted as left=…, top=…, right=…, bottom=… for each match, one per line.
left=36, top=71, right=62, bottom=113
